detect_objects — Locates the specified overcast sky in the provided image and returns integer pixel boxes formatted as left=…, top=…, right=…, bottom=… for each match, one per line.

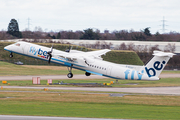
left=1, top=0, right=180, bottom=34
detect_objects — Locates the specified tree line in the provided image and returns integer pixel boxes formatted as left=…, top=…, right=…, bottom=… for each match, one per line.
left=1, top=19, right=180, bottom=41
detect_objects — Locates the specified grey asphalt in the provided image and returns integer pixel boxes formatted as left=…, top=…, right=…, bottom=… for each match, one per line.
left=2, top=86, right=180, bottom=95
left=0, top=115, right=129, bottom=120
left=0, top=75, right=106, bottom=80
left=0, top=73, right=179, bottom=81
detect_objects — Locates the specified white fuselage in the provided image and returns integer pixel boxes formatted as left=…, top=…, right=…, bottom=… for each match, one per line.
left=5, top=41, right=170, bottom=80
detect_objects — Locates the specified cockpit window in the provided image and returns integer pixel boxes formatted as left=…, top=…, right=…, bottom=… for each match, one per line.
left=15, top=43, right=20, bottom=46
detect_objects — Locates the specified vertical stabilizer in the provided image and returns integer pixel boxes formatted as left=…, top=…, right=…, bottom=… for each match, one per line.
left=145, top=51, right=175, bottom=78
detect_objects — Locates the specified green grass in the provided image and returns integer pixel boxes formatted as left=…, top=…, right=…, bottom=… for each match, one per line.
left=102, top=50, right=143, bottom=65
left=0, top=92, right=180, bottom=119
left=0, top=61, right=84, bottom=76
left=1, top=101, right=180, bottom=119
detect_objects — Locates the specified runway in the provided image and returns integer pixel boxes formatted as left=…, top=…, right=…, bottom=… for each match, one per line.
left=0, top=115, right=128, bottom=120
left=0, top=73, right=179, bottom=80
left=3, top=86, right=180, bottom=95
left=0, top=75, right=106, bottom=80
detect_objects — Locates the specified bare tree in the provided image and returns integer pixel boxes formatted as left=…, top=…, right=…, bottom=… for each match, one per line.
left=119, top=42, right=127, bottom=50
left=164, top=43, right=176, bottom=53
left=127, top=43, right=135, bottom=51
left=149, top=45, right=160, bottom=54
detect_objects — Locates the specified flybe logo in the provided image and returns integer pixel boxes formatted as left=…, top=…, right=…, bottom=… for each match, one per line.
left=29, top=46, right=48, bottom=59
left=124, top=70, right=144, bottom=80
left=145, top=61, right=166, bottom=77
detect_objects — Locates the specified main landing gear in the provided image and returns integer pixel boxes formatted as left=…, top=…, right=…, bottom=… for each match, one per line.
left=67, top=65, right=73, bottom=78
left=85, top=72, right=91, bottom=76
left=9, top=52, right=13, bottom=58
left=66, top=65, right=91, bottom=78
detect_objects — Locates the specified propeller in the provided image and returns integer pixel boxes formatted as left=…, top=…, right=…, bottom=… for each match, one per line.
left=65, top=45, right=72, bottom=53
left=47, top=45, right=53, bottom=64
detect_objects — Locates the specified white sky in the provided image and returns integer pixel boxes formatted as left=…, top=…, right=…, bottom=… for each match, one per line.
left=1, top=0, right=180, bottom=34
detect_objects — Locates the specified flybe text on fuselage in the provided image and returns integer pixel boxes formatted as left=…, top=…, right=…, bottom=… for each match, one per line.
left=29, top=46, right=77, bottom=63
left=29, top=46, right=48, bottom=59
left=124, top=69, right=144, bottom=80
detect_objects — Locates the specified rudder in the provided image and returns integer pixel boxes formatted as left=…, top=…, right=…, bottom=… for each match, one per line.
left=145, top=51, right=175, bottom=78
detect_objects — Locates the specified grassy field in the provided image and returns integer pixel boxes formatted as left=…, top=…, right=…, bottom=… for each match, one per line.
left=0, top=61, right=84, bottom=76
left=0, top=92, right=180, bottom=119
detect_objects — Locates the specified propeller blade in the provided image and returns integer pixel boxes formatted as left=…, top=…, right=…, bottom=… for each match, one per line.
left=48, top=54, right=52, bottom=64
left=50, top=45, right=53, bottom=53
left=47, top=44, right=53, bottom=64
left=65, top=45, right=72, bottom=52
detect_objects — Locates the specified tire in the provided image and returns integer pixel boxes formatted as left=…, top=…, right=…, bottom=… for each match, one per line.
left=9, top=54, right=13, bottom=58
left=85, top=72, right=91, bottom=76
left=67, top=73, right=73, bottom=78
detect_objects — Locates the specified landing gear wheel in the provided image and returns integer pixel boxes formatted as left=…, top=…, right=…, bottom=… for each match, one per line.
left=67, top=73, right=73, bottom=78
left=9, top=53, right=13, bottom=58
left=67, top=65, right=73, bottom=78
left=85, top=72, right=91, bottom=76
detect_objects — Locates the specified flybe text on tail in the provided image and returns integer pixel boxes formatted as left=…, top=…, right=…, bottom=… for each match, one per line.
left=145, top=60, right=166, bottom=77
left=144, top=50, right=176, bottom=79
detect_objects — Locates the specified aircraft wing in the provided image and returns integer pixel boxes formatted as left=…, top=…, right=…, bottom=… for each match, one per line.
left=69, top=50, right=85, bottom=53
left=52, top=49, right=111, bottom=61
left=70, top=49, right=111, bottom=56
left=85, top=49, right=111, bottom=56
left=84, top=49, right=111, bottom=60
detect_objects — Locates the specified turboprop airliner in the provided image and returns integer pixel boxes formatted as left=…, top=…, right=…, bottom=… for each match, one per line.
left=4, top=41, right=175, bottom=80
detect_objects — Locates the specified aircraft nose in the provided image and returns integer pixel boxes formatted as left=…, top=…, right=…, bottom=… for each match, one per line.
left=4, top=45, right=12, bottom=51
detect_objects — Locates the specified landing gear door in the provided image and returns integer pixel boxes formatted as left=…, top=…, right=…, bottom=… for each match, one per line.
left=106, top=66, right=113, bottom=76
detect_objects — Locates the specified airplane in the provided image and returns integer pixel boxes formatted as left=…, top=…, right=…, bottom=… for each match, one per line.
left=4, top=41, right=175, bottom=80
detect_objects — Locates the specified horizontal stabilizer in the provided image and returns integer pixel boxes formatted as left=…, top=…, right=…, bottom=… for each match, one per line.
left=153, top=51, right=176, bottom=57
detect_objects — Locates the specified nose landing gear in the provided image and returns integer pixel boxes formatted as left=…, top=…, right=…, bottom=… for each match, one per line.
left=9, top=52, right=13, bottom=58
left=67, top=65, right=73, bottom=78
left=67, top=73, right=73, bottom=78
